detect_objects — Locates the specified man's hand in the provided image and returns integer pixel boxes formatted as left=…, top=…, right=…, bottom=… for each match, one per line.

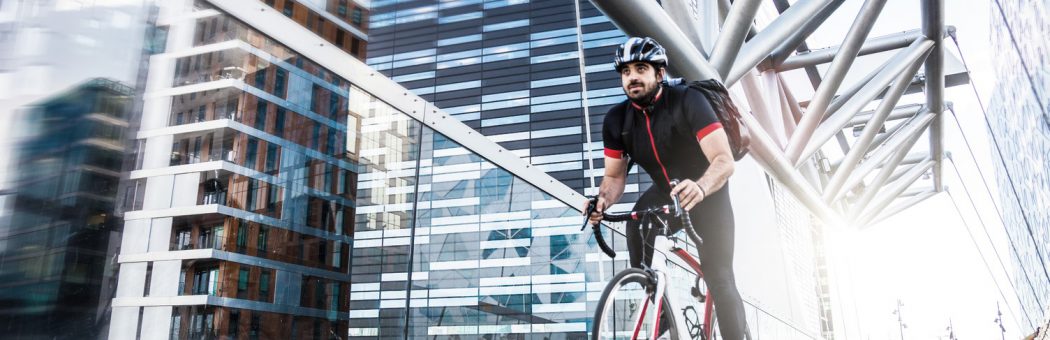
left=582, top=197, right=607, bottom=225
left=670, top=179, right=706, bottom=211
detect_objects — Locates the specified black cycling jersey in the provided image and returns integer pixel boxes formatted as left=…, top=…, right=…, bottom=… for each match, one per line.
left=603, top=83, right=723, bottom=194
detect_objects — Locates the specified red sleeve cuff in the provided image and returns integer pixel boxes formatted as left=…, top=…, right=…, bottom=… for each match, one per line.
left=696, top=122, right=723, bottom=141
left=604, top=148, right=624, bottom=159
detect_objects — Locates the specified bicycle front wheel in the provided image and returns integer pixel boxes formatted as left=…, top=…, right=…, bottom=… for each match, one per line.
left=592, top=268, right=678, bottom=340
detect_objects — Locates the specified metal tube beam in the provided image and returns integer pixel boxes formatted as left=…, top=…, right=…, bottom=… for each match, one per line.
left=590, top=0, right=720, bottom=81
left=840, top=112, right=934, bottom=195
left=856, top=159, right=935, bottom=224
left=741, top=72, right=787, bottom=147
left=825, top=61, right=887, bottom=116
left=783, top=0, right=889, bottom=165
left=725, top=0, right=836, bottom=86
left=796, top=39, right=933, bottom=165
left=777, top=77, right=799, bottom=137
left=766, top=0, right=844, bottom=68
left=778, top=76, right=805, bottom=124
left=864, top=116, right=924, bottom=156
left=847, top=104, right=924, bottom=127
left=596, top=0, right=843, bottom=225
left=777, top=29, right=923, bottom=71
left=824, top=53, right=926, bottom=202
left=739, top=107, right=846, bottom=225
left=922, top=0, right=946, bottom=192
left=661, top=0, right=710, bottom=58
left=833, top=151, right=925, bottom=172
left=709, top=0, right=763, bottom=79
left=869, top=190, right=939, bottom=225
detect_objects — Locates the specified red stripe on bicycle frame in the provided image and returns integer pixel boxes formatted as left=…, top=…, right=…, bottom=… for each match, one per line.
left=704, top=294, right=716, bottom=340
left=652, top=296, right=663, bottom=340
left=673, top=248, right=703, bottom=274
left=631, top=297, right=650, bottom=340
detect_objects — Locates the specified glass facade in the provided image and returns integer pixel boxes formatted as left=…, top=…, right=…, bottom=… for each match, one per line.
left=366, top=0, right=638, bottom=197
left=988, top=0, right=1050, bottom=332
left=346, top=85, right=620, bottom=338
left=109, top=2, right=361, bottom=338
left=0, top=78, right=132, bottom=339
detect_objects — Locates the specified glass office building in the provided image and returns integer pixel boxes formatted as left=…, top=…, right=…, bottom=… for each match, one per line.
left=362, top=0, right=826, bottom=338
left=988, top=0, right=1050, bottom=332
left=109, top=1, right=368, bottom=338
left=0, top=78, right=132, bottom=339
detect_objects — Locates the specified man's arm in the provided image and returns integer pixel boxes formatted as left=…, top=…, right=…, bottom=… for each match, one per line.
left=583, top=156, right=629, bottom=224
left=671, top=128, right=735, bottom=210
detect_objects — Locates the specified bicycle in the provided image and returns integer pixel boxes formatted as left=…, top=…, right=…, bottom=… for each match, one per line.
left=584, top=180, right=717, bottom=340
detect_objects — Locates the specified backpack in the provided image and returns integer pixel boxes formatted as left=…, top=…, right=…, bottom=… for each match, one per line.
left=682, top=78, right=751, bottom=161
left=620, top=78, right=751, bottom=173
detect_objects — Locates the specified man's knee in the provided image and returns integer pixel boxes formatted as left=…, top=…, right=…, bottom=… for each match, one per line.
left=703, top=267, right=737, bottom=292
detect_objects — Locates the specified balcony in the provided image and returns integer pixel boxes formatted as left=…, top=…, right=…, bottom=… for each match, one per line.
left=168, top=128, right=237, bottom=167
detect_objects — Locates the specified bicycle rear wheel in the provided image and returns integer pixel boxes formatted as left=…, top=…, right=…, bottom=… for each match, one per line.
left=592, top=268, right=678, bottom=340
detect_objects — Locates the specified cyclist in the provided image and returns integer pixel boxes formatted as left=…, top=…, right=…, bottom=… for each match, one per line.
left=583, top=36, right=747, bottom=339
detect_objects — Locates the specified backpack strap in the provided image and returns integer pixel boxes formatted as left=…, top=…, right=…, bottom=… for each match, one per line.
left=619, top=103, right=636, bottom=175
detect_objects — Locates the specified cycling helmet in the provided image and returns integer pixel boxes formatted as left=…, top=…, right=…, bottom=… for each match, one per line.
left=614, top=37, right=668, bottom=72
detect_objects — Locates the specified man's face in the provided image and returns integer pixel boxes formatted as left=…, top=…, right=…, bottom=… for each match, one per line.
left=620, top=62, right=663, bottom=102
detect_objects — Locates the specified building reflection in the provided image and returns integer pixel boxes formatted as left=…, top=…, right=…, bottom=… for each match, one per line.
left=0, top=78, right=133, bottom=339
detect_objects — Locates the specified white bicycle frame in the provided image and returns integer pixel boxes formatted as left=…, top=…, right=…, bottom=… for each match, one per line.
left=632, top=232, right=712, bottom=340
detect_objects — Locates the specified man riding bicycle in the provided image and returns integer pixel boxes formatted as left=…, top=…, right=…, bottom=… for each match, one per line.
left=584, top=37, right=747, bottom=339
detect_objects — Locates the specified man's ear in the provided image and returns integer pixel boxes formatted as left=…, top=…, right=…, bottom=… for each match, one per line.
left=656, top=67, right=666, bottom=80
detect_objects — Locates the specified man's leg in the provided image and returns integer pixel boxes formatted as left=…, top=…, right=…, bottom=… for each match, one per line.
left=693, top=186, right=748, bottom=340
left=627, top=187, right=666, bottom=269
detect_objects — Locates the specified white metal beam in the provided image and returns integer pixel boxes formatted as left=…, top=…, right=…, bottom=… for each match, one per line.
left=823, top=47, right=931, bottom=202
left=856, top=159, right=935, bottom=225
left=796, top=39, right=934, bottom=165
left=921, top=0, right=946, bottom=192
left=709, top=0, right=763, bottom=79
left=777, top=0, right=887, bottom=166
left=725, top=0, right=836, bottom=86
left=590, top=0, right=720, bottom=81
left=839, top=112, right=935, bottom=197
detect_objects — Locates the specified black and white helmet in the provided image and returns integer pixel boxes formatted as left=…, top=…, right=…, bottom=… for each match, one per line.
left=614, top=37, right=668, bottom=72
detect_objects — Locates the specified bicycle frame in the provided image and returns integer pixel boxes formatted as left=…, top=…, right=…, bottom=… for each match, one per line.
left=637, top=231, right=715, bottom=340
left=586, top=179, right=716, bottom=340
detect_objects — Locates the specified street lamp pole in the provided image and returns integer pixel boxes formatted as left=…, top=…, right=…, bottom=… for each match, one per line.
left=894, top=298, right=906, bottom=340
left=995, top=302, right=1006, bottom=340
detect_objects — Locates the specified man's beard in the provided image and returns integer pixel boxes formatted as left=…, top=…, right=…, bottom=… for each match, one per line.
left=626, top=80, right=660, bottom=106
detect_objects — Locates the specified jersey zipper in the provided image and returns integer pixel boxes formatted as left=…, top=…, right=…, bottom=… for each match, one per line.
left=642, top=109, right=672, bottom=186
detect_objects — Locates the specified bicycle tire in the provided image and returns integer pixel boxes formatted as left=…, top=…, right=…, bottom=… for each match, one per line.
left=592, top=268, right=679, bottom=340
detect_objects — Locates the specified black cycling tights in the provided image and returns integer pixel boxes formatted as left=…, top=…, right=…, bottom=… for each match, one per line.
left=626, top=184, right=748, bottom=340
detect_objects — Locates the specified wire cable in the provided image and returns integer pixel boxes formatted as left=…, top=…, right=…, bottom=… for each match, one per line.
left=948, top=34, right=1050, bottom=286
left=944, top=189, right=1031, bottom=331
left=946, top=158, right=1037, bottom=328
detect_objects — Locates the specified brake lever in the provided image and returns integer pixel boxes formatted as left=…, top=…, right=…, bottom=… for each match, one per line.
left=580, top=196, right=598, bottom=231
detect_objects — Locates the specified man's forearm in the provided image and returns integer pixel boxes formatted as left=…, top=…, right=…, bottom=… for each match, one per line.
left=599, top=175, right=627, bottom=206
left=696, top=154, right=734, bottom=196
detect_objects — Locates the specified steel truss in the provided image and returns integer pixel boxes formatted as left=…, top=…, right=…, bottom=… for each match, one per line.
left=591, top=0, right=962, bottom=228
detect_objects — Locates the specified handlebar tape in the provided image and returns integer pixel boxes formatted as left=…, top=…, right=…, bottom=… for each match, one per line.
left=591, top=224, right=617, bottom=258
